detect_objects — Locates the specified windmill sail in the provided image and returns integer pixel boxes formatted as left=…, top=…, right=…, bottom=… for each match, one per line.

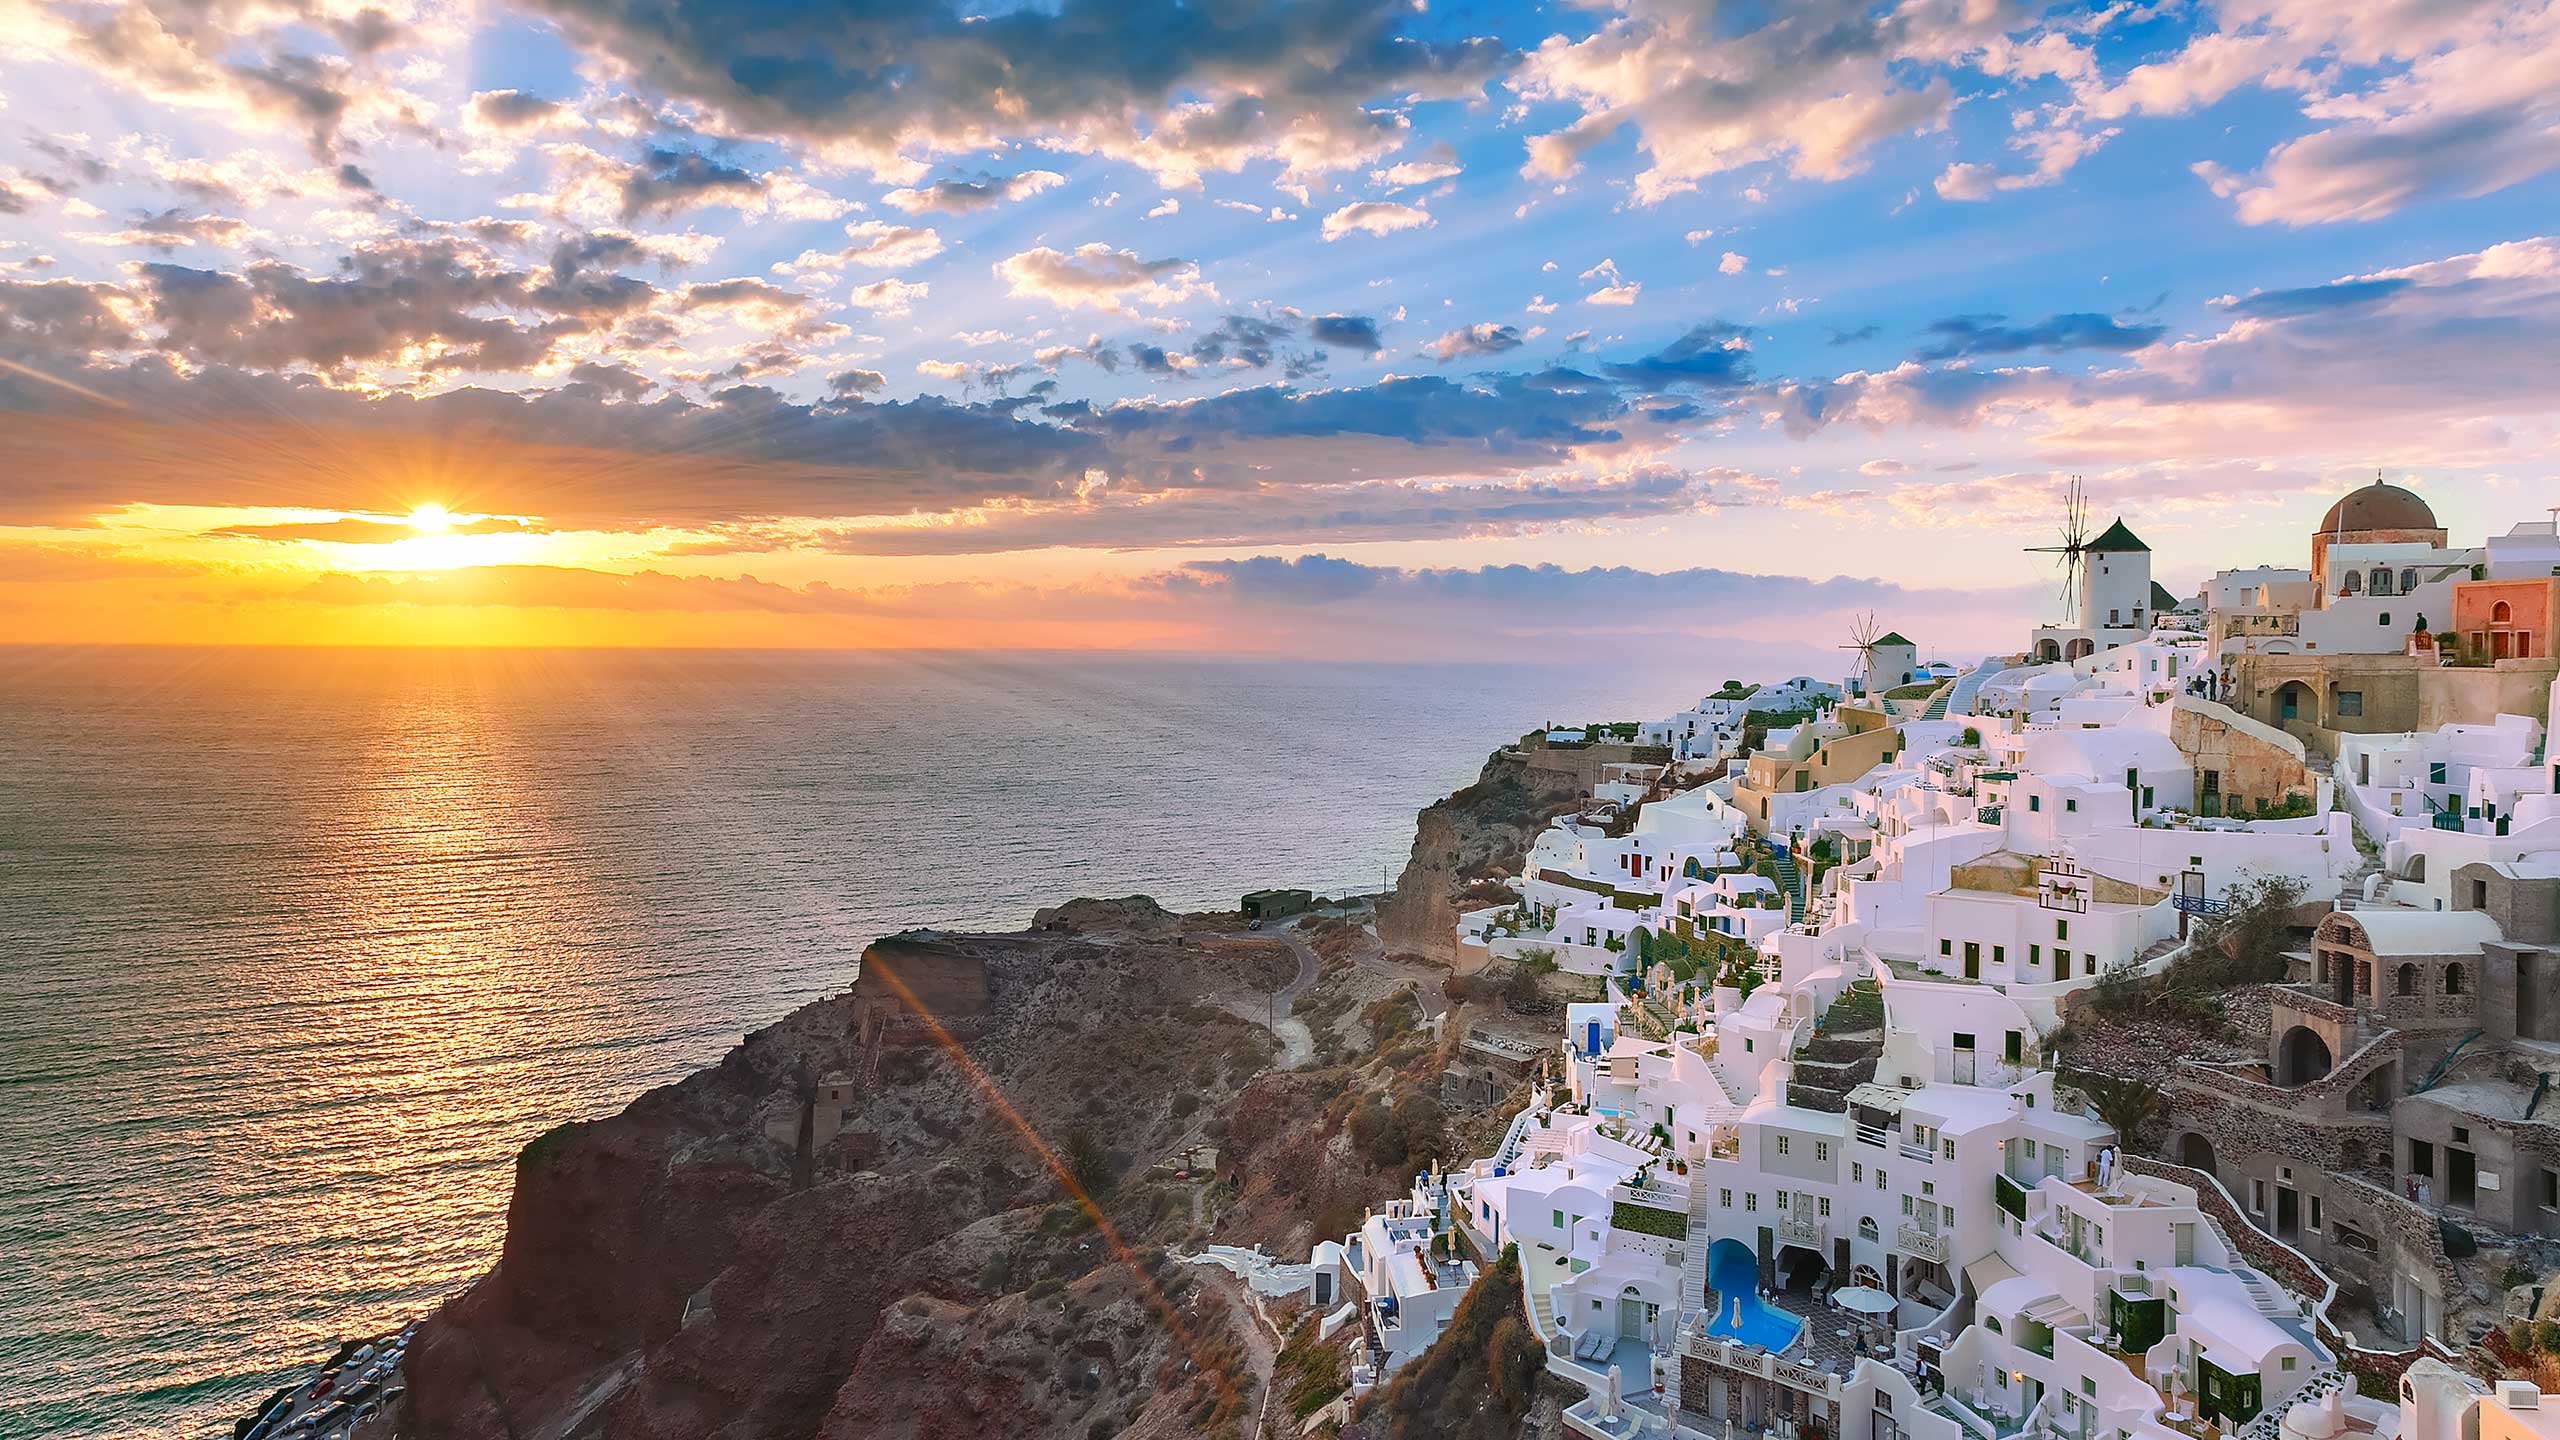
left=2024, top=477, right=2092, bottom=623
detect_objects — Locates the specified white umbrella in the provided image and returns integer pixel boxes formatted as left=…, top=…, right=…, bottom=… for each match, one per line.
left=1835, top=1285, right=1897, bottom=1315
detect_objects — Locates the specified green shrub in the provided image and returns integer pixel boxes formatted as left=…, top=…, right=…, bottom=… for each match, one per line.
left=1611, top=1199, right=1687, bottom=1239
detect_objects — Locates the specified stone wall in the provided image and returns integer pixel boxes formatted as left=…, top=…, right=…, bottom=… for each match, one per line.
left=2460, top=862, right=2559, bottom=946
left=2228, top=653, right=2557, bottom=741
left=1521, top=739, right=1676, bottom=792
left=2171, top=698, right=2318, bottom=813
left=2122, top=1154, right=2327, bottom=1302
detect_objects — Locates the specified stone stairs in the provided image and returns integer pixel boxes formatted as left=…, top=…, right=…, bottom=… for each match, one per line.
left=1771, top=851, right=1806, bottom=924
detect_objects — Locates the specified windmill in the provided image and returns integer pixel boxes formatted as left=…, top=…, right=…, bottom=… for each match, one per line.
left=1841, top=612, right=1885, bottom=692
left=2024, top=475, right=2093, bottom=623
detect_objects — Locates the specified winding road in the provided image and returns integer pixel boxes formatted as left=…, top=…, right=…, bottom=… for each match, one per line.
left=1218, top=916, right=1456, bottom=1069
left=1222, top=922, right=1320, bottom=1068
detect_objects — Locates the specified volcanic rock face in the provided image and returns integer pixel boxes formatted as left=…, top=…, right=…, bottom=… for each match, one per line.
left=1376, top=748, right=1583, bottom=964
left=400, top=899, right=1287, bottom=1440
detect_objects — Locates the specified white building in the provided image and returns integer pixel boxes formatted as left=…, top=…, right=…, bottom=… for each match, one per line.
left=1341, top=1174, right=1480, bottom=1385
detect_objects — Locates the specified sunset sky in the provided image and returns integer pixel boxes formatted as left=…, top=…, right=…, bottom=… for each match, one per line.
left=2, top=0, right=2556, bottom=665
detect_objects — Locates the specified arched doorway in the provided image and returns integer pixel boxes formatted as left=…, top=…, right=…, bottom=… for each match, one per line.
left=1617, top=1283, right=1657, bottom=1342
left=2273, top=680, right=2314, bottom=723
left=2279, top=1025, right=2333, bottom=1086
left=2034, top=639, right=2061, bottom=663
left=1777, top=1243, right=1830, bottom=1294
left=2179, top=1132, right=2218, bottom=1179
left=2065, top=638, right=2095, bottom=662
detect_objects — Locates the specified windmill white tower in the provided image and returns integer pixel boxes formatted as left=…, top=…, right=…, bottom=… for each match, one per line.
left=2024, top=477, right=2155, bottom=662
left=1840, top=612, right=1917, bottom=698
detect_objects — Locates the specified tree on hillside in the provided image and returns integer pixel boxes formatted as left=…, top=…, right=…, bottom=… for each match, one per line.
left=2067, top=1069, right=2165, bottom=1149
left=1063, top=1125, right=1115, bottom=1197
left=2181, top=875, right=2307, bottom=988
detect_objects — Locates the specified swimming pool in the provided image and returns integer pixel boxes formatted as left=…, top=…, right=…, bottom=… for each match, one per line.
left=1703, top=1239, right=1807, bottom=1351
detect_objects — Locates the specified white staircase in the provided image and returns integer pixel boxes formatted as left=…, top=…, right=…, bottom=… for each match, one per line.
left=1944, top=657, right=2007, bottom=720
left=2202, top=1214, right=2300, bottom=1317
left=1492, top=1107, right=1539, bottom=1171
left=1664, top=1171, right=1716, bottom=1415
left=2233, top=1266, right=2295, bottom=1318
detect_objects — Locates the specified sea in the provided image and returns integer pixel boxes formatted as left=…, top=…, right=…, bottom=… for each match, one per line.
left=0, top=645, right=1703, bottom=1438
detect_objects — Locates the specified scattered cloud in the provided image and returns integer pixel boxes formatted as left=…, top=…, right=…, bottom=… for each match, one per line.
left=1428, top=322, right=1524, bottom=361
left=1912, top=312, right=2166, bottom=361
left=995, top=244, right=1208, bottom=314
left=1321, top=200, right=1433, bottom=241
left=882, top=170, right=1068, bottom=214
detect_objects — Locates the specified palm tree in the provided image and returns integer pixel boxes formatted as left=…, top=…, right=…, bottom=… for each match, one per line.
left=2068, top=1069, right=2165, bottom=1148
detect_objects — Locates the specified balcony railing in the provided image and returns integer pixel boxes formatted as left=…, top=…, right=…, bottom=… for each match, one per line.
left=1897, top=1223, right=1950, bottom=1262
left=1777, top=1215, right=1825, bottom=1248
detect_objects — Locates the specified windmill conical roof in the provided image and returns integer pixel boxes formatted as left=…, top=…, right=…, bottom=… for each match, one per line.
left=2087, top=517, right=2148, bottom=552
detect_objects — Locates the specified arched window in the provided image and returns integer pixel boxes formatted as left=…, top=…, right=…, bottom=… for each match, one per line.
left=2493, top=601, right=2514, bottom=623
left=1858, top=1217, right=1879, bottom=1242
left=2444, top=962, right=2468, bottom=997
left=2341, top=571, right=2362, bottom=596
left=2395, top=963, right=2418, bottom=997
left=2370, top=568, right=2394, bottom=596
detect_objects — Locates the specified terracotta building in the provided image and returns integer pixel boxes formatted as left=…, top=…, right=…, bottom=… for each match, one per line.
left=2454, top=577, right=2559, bottom=663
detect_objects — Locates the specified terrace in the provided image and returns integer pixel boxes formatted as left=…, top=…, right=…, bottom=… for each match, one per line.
left=1676, top=1299, right=1887, bottom=1387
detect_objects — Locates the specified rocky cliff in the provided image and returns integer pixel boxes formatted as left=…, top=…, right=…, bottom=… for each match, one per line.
left=399, top=898, right=1301, bottom=1440
left=1375, top=747, right=1585, bottom=965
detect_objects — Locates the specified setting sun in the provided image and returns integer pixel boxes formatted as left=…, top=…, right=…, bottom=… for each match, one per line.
left=407, top=504, right=454, bottom=533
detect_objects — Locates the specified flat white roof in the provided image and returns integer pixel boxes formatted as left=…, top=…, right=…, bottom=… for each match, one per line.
left=1743, top=1097, right=1851, bottom=1134
left=1903, top=1083, right=2039, bottom=1137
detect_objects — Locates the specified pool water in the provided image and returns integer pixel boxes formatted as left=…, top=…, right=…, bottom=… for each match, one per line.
left=1704, top=1239, right=1807, bottom=1351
